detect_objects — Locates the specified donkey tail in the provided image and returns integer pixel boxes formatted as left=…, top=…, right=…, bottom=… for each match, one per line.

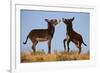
left=23, top=36, right=28, bottom=44
left=82, top=41, right=87, bottom=46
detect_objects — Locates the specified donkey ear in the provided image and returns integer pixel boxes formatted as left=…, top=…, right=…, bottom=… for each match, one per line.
left=45, top=19, right=49, bottom=22
left=71, top=17, right=75, bottom=21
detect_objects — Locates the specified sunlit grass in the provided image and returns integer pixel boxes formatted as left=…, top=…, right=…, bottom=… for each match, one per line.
left=21, top=50, right=89, bottom=63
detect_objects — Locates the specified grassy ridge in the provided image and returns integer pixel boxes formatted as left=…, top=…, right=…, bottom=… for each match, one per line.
left=21, top=50, right=89, bottom=63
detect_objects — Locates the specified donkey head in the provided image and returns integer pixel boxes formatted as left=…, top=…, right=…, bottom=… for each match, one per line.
left=45, top=19, right=61, bottom=26
left=62, top=17, right=74, bottom=26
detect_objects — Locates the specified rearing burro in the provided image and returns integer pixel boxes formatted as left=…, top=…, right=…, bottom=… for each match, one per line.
left=62, top=17, right=87, bottom=54
left=23, top=19, right=61, bottom=54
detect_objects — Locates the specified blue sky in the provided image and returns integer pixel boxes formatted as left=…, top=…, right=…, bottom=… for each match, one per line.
left=20, top=10, right=90, bottom=53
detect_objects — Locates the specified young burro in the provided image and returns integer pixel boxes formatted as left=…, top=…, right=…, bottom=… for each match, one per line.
left=62, top=17, right=87, bottom=54
left=23, top=19, right=61, bottom=54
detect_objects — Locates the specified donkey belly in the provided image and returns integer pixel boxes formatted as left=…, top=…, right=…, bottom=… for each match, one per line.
left=71, top=39, right=78, bottom=44
left=36, top=37, right=49, bottom=41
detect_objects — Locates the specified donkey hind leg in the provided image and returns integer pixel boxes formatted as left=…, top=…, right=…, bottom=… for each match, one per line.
left=63, top=38, right=67, bottom=51
left=78, top=46, right=82, bottom=54
left=48, top=40, right=51, bottom=54
left=67, top=39, right=70, bottom=52
left=32, top=41, right=38, bottom=54
left=77, top=41, right=82, bottom=54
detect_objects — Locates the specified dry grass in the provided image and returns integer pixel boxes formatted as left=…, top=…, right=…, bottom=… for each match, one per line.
left=21, top=50, right=89, bottom=63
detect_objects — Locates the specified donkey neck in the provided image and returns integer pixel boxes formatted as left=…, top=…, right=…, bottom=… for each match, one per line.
left=66, top=24, right=74, bottom=35
left=48, top=22, right=55, bottom=29
left=47, top=22, right=55, bottom=37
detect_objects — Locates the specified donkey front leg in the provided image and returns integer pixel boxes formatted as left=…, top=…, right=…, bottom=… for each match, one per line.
left=64, top=35, right=70, bottom=52
left=63, top=38, right=67, bottom=51
left=48, top=40, right=51, bottom=54
left=67, top=39, right=70, bottom=52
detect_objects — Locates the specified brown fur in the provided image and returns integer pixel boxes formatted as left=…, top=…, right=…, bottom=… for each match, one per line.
left=23, top=19, right=61, bottom=54
left=62, top=17, right=87, bottom=54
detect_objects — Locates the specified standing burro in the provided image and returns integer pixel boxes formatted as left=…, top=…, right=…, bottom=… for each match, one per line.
left=62, top=17, right=87, bottom=54
left=23, top=19, right=61, bottom=54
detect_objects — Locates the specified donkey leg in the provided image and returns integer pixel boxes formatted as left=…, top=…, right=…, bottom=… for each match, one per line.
left=63, top=38, right=67, bottom=51
left=67, top=39, right=70, bottom=52
left=32, top=45, right=35, bottom=53
left=78, top=47, right=81, bottom=54
left=48, top=40, right=51, bottom=54
left=32, top=41, right=38, bottom=54
left=77, top=42, right=82, bottom=54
